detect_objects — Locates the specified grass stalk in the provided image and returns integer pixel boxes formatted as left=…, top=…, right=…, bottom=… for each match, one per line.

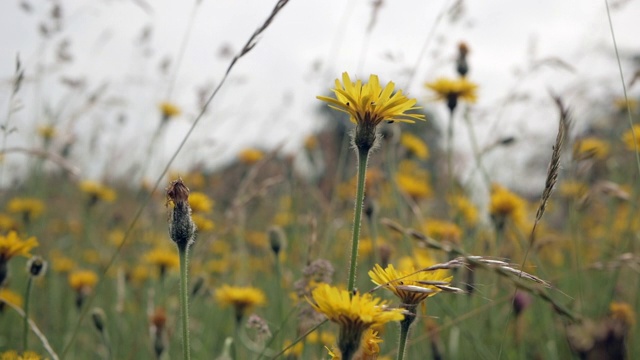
left=22, top=276, right=33, bottom=351
left=178, top=246, right=191, bottom=360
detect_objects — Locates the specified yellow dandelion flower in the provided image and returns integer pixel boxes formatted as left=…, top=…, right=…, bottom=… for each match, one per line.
left=610, top=301, right=635, bottom=327
left=144, top=248, right=180, bottom=272
left=50, top=252, right=76, bottom=273
left=558, top=181, right=588, bottom=199
left=425, top=77, right=478, bottom=107
left=622, top=124, right=640, bottom=152
left=216, top=284, right=266, bottom=321
left=400, top=133, right=429, bottom=160
left=283, top=340, right=304, bottom=357
left=0, top=231, right=38, bottom=261
left=449, top=195, right=478, bottom=226
left=79, top=181, right=116, bottom=203
left=573, top=137, right=610, bottom=160
left=108, top=229, right=126, bottom=247
left=308, top=284, right=404, bottom=359
left=614, top=97, right=638, bottom=113
left=489, top=184, right=527, bottom=228
left=304, top=135, right=318, bottom=150
left=192, top=214, right=215, bottom=232
left=159, top=101, right=181, bottom=119
left=7, top=198, right=44, bottom=220
left=395, top=166, right=433, bottom=200
left=0, top=213, right=17, bottom=232
left=68, top=270, right=99, bottom=292
left=0, top=351, right=42, bottom=360
left=129, top=264, right=151, bottom=284
left=318, top=72, right=425, bottom=150
left=37, top=124, right=56, bottom=140
left=238, top=148, right=264, bottom=165
left=369, top=264, right=452, bottom=307
left=0, top=288, right=24, bottom=308
left=359, top=329, right=383, bottom=359
left=188, top=192, right=213, bottom=213
left=424, top=219, right=462, bottom=243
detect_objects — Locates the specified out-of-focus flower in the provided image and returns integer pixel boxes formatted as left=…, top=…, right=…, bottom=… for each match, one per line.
left=188, top=192, right=214, bottom=213
left=622, top=124, right=640, bottom=152
left=424, top=219, right=462, bottom=243
left=573, top=137, right=610, bottom=161
left=425, top=77, right=478, bottom=112
left=159, top=101, right=181, bottom=119
left=215, top=284, right=266, bottom=322
left=79, top=181, right=116, bottom=204
left=238, top=148, right=264, bottom=165
left=7, top=198, right=44, bottom=222
left=0, top=231, right=38, bottom=262
left=400, top=133, right=429, bottom=160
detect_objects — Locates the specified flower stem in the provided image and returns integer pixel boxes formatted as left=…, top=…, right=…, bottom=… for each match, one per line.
left=23, top=276, right=33, bottom=351
left=178, top=246, right=191, bottom=360
left=397, top=313, right=415, bottom=360
left=446, top=109, right=455, bottom=190
left=347, top=146, right=370, bottom=293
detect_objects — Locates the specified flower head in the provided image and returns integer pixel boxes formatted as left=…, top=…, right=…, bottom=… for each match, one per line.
left=308, top=283, right=404, bottom=359
left=369, top=264, right=451, bottom=308
left=318, top=72, right=424, bottom=150
left=69, top=270, right=99, bottom=292
left=216, top=284, right=266, bottom=322
left=7, top=198, right=44, bottom=222
left=489, top=184, right=527, bottom=230
left=188, top=192, right=214, bottom=213
left=400, top=133, right=430, bottom=160
left=159, top=101, right=181, bottom=119
left=425, top=77, right=478, bottom=112
left=238, top=148, right=264, bottom=165
left=79, top=181, right=116, bottom=204
left=0, top=231, right=38, bottom=262
left=0, top=288, right=23, bottom=308
left=573, top=137, right=610, bottom=160
left=144, top=247, right=179, bottom=275
left=622, top=124, right=640, bottom=152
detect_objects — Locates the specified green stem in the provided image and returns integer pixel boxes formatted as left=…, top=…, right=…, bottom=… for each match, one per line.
left=347, top=146, right=370, bottom=293
left=178, top=246, right=191, bottom=360
left=446, top=110, right=455, bottom=190
left=397, top=310, right=415, bottom=360
left=23, top=276, right=33, bottom=351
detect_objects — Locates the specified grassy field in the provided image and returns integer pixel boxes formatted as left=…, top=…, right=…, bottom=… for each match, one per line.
left=1, top=1, right=639, bottom=360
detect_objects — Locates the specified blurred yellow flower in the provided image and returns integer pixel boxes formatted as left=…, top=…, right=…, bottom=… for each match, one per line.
left=449, top=195, right=478, bottom=226
left=0, top=231, right=38, bottom=261
left=425, top=77, right=478, bottom=111
left=424, top=219, right=462, bottom=243
left=79, top=181, right=116, bottom=203
left=395, top=161, right=433, bottom=200
left=216, top=284, right=266, bottom=321
left=238, top=148, right=264, bottom=165
left=188, top=192, right=214, bottom=213
left=7, top=198, right=44, bottom=220
left=192, top=214, right=215, bottom=232
left=609, top=301, right=635, bottom=327
left=622, top=124, right=640, bottom=152
left=144, top=248, right=179, bottom=271
left=489, top=184, right=527, bottom=227
left=0, top=288, right=23, bottom=308
left=614, top=97, right=638, bottom=113
left=37, top=124, right=56, bottom=140
left=159, top=101, right=181, bottom=119
left=50, top=252, right=76, bottom=273
left=283, top=340, right=304, bottom=357
left=68, top=270, right=99, bottom=292
left=558, top=181, right=588, bottom=199
left=573, top=137, right=610, bottom=160
left=369, top=264, right=451, bottom=307
left=360, top=329, right=383, bottom=358
left=400, top=133, right=429, bottom=160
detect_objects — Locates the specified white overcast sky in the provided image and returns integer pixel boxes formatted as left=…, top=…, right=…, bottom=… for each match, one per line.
left=0, top=0, right=638, bottom=186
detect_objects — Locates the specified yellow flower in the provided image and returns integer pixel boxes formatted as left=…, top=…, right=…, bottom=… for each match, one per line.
left=0, top=231, right=38, bottom=261
left=318, top=72, right=425, bottom=151
left=79, top=181, right=116, bottom=203
left=609, top=301, right=635, bottom=327
left=425, top=77, right=478, bottom=112
left=360, top=329, right=383, bottom=359
left=188, top=192, right=214, bottom=213
left=308, top=284, right=404, bottom=359
left=0, top=288, right=24, bottom=308
left=449, top=195, right=478, bottom=226
left=283, top=340, right=304, bottom=357
left=159, top=101, right=181, bottom=119
left=238, top=148, right=264, bottom=165
left=369, top=264, right=452, bottom=307
left=7, top=198, right=44, bottom=220
left=50, top=252, right=76, bottom=273
left=395, top=160, right=433, bottom=199
left=622, top=124, right=640, bottom=152
left=573, top=137, right=610, bottom=160
left=424, top=219, right=462, bottom=243
left=0, top=213, right=17, bottom=232
left=144, top=248, right=179, bottom=271
left=0, top=350, right=42, bottom=360
left=304, top=135, right=318, bottom=150
left=489, top=184, right=527, bottom=228
left=318, top=72, right=425, bottom=126
left=37, top=124, right=57, bottom=140
left=400, top=133, right=430, bottom=160
left=68, top=270, right=99, bottom=292
left=216, top=284, right=266, bottom=321
left=558, top=181, right=588, bottom=199
left=614, top=97, right=638, bottom=113
left=192, top=214, right=215, bottom=232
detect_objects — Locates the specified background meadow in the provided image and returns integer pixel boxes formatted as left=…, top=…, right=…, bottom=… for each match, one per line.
left=0, top=0, right=639, bottom=359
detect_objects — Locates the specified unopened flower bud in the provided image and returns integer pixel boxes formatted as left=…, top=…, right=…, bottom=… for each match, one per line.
left=91, top=307, right=107, bottom=333
left=268, top=226, right=286, bottom=256
left=27, top=256, right=47, bottom=278
left=166, top=179, right=196, bottom=251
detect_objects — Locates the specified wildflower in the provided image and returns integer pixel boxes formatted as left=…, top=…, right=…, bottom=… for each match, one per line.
left=283, top=340, right=304, bottom=357
left=622, top=124, right=640, bottom=151
left=395, top=160, right=433, bottom=200
left=558, top=181, right=588, bottom=199
left=0, top=288, right=23, bottom=309
left=7, top=198, right=44, bottom=223
left=369, top=264, right=451, bottom=310
left=79, top=180, right=116, bottom=205
left=317, top=72, right=424, bottom=151
left=489, top=184, right=527, bottom=231
left=68, top=270, right=99, bottom=308
left=26, top=255, right=47, bottom=277
left=613, top=97, right=638, bottom=113
left=308, top=283, right=404, bottom=360
left=188, top=192, right=214, bottom=213
left=215, top=284, right=266, bottom=322
left=144, top=247, right=179, bottom=277
left=400, top=132, right=429, bottom=160
left=359, top=329, right=383, bottom=360
left=50, top=253, right=75, bottom=274
left=425, top=77, right=478, bottom=113
left=238, top=148, right=264, bottom=165
left=166, top=179, right=196, bottom=250
left=424, top=219, right=462, bottom=243
left=0, top=231, right=38, bottom=262
left=191, top=214, right=214, bottom=232
left=159, top=101, right=180, bottom=120
left=0, top=350, right=42, bottom=360
left=573, top=137, right=610, bottom=161
left=37, top=124, right=56, bottom=141
left=304, top=135, right=318, bottom=150
left=449, top=195, right=478, bottom=226
left=456, top=42, right=470, bottom=77
left=609, top=301, right=635, bottom=327
left=0, top=214, right=17, bottom=232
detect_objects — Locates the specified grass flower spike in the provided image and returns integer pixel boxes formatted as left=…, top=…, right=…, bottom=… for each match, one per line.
left=308, top=283, right=404, bottom=360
